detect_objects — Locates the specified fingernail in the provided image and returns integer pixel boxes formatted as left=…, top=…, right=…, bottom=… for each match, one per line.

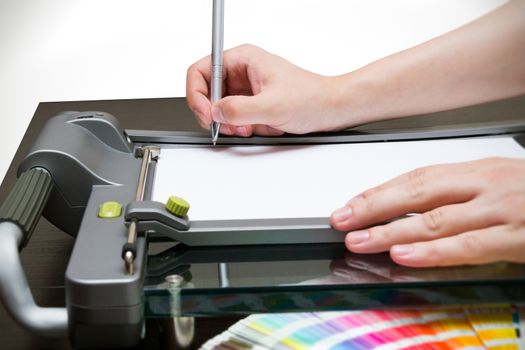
left=332, top=206, right=352, bottom=223
left=391, top=244, right=414, bottom=256
left=346, top=230, right=369, bottom=244
left=236, top=126, right=250, bottom=137
left=211, top=105, right=225, bottom=123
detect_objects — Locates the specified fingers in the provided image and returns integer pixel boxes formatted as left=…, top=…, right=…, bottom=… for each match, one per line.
left=211, top=95, right=286, bottom=136
left=390, top=224, right=525, bottom=267
left=187, top=59, right=270, bottom=136
left=226, top=124, right=284, bottom=137
left=187, top=45, right=284, bottom=136
left=330, top=169, right=479, bottom=232
left=343, top=200, right=495, bottom=254
left=332, top=158, right=525, bottom=267
left=207, top=123, right=283, bottom=138
left=359, top=161, right=478, bottom=198
left=217, top=124, right=237, bottom=136
left=212, top=95, right=271, bottom=127
left=253, top=125, right=285, bottom=136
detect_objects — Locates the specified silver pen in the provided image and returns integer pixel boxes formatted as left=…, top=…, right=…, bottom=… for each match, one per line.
left=210, top=0, right=224, bottom=146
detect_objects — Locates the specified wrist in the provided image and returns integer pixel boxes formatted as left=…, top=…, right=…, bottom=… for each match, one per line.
left=327, top=67, right=390, bottom=130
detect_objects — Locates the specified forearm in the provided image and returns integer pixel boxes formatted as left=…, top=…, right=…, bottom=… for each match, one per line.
left=331, top=0, right=525, bottom=127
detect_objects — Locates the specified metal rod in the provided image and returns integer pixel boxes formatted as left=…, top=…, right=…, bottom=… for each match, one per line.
left=218, top=263, right=230, bottom=288
left=127, top=220, right=137, bottom=245
left=124, top=146, right=160, bottom=274
left=135, top=148, right=152, bottom=201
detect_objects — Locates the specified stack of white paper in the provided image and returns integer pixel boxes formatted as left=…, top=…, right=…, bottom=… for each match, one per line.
left=152, top=137, right=525, bottom=221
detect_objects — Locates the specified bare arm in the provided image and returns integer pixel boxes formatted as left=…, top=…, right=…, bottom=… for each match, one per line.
left=334, top=0, right=525, bottom=127
left=187, top=1, right=525, bottom=135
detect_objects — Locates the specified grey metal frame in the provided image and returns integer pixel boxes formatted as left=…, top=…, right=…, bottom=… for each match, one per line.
left=1, top=110, right=524, bottom=348
left=18, top=112, right=146, bottom=348
left=126, top=118, right=525, bottom=145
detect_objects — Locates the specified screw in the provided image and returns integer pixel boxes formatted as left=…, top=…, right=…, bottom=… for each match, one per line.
left=165, top=274, right=184, bottom=288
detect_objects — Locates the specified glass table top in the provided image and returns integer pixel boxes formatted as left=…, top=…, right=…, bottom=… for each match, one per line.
left=143, top=242, right=525, bottom=317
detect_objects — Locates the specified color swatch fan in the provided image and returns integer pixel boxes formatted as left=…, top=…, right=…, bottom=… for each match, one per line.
left=202, top=307, right=524, bottom=349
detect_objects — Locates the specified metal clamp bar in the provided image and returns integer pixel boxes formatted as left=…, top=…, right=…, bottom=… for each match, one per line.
left=122, top=146, right=160, bottom=274
left=125, top=200, right=190, bottom=231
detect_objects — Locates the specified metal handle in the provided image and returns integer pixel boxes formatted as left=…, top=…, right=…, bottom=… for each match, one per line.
left=0, top=168, right=68, bottom=338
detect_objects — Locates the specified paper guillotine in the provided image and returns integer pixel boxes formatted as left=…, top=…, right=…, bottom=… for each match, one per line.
left=1, top=98, right=525, bottom=348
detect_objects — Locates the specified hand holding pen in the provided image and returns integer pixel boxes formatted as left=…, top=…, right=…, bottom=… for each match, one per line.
left=186, top=43, right=321, bottom=137
left=187, top=3, right=294, bottom=139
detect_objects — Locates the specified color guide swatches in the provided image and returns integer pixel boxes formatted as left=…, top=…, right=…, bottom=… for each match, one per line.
left=202, top=307, right=524, bottom=349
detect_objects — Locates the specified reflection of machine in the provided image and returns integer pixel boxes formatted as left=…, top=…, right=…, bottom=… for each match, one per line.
left=1, top=110, right=525, bottom=348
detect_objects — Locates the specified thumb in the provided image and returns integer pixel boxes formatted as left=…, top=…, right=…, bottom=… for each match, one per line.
left=212, top=95, right=268, bottom=126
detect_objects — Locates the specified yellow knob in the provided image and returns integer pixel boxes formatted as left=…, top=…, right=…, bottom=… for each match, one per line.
left=98, top=201, right=122, bottom=219
left=165, top=196, right=190, bottom=218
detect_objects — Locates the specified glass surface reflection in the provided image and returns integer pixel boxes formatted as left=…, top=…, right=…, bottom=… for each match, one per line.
left=144, top=243, right=525, bottom=317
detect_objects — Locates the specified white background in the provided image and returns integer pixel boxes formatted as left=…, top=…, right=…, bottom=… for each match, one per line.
left=0, top=0, right=505, bottom=182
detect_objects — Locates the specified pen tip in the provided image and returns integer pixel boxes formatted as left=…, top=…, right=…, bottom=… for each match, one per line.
left=213, top=140, right=217, bottom=146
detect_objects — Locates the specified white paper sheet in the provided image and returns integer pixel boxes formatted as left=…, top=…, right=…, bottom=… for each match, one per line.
left=152, top=137, right=525, bottom=221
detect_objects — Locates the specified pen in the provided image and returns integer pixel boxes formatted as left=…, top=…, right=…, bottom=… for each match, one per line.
left=210, top=0, right=224, bottom=146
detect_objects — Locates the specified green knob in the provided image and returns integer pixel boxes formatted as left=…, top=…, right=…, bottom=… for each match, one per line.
left=166, top=196, right=190, bottom=217
left=98, top=201, right=122, bottom=219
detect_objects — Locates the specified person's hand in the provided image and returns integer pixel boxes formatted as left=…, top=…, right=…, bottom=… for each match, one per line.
left=330, top=157, right=525, bottom=267
left=186, top=44, right=343, bottom=137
